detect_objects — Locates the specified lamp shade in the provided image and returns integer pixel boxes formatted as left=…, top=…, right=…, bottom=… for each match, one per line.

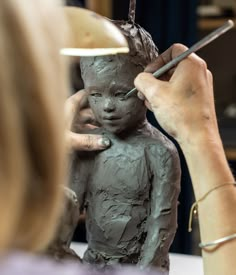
left=61, top=7, right=129, bottom=56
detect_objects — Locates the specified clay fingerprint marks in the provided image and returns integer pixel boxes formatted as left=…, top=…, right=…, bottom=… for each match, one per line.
left=128, top=0, right=136, bottom=24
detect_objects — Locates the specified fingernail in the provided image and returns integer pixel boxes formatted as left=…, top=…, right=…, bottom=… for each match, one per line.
left=98, top=137, right=110, bottom=148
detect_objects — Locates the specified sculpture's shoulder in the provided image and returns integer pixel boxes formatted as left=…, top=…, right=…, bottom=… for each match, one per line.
left=141, top=124, right=181, bottom=191
left=81, top=126, right=179, bottom=160
left=138, top=123, right=178, bottom=157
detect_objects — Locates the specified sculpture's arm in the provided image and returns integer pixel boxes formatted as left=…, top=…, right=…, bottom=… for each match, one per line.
left=138, top=143, right=181, bottom=271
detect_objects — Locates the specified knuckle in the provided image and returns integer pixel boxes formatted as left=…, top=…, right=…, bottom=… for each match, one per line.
left=173, top=43, right=188, bottom=52
left=85, top=135, right=94, bottom=150
left=188, top=55, right=207, bottom=72
left=198, top=59, right=207, bottom=70
left=173, top=43, right=183, bottom=49
left=207, top=69, right=213, bottom=81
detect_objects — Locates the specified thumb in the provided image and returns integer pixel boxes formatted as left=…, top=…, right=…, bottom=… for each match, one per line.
left=134, top=72, right=167, bottom=102
left=66, top=132, right=111, bottom=151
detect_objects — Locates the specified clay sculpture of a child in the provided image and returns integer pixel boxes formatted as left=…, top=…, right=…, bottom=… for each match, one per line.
left=69, top=1, right=181, bottom=272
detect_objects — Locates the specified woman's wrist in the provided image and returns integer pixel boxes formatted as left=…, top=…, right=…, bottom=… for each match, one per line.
left=180, top=130, right=234, bottom=199
left=180, top=128, right=221, bottom=155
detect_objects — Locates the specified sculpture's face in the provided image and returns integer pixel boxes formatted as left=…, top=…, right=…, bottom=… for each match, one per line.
left=82, top=56, right=146, bottom=134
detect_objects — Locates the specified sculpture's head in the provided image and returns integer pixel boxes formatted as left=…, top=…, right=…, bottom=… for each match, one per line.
left=81, top=55, right=146, bottom=135
left=80, top=16, right=158, bottom=135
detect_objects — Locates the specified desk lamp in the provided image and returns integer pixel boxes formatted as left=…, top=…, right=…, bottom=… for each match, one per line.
left=61, top=7, right=129, bottom=56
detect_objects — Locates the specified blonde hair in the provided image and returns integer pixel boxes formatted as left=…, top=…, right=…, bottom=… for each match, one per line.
left=0, top=0, right=68, bottom=252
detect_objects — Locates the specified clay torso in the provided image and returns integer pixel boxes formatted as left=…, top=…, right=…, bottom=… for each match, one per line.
left=70, top=122, right=180, bottom=270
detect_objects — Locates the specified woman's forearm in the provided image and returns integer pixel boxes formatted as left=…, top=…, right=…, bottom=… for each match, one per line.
left=181, top=133, right=236, bottom=275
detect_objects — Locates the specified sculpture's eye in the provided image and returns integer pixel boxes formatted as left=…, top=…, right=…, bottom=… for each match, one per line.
left=90, top=92, right=102, bottom=97
left=115, top=92, right=127, bottom=100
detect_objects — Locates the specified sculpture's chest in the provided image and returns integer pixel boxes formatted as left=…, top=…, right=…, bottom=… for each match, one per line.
left=88, top=142, right=152, bottom=198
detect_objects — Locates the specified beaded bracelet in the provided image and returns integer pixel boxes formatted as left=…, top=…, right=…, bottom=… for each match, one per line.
left=188, top=182, right=236, bottom=232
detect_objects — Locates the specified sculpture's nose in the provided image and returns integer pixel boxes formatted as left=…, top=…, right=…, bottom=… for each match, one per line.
left=103, top=98, right=115, bottom=112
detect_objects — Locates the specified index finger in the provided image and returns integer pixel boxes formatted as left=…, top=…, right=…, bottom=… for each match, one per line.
left=65, top=89, right=88, bottom=129
left=66, top=89, right=86, bottom=106
left=145, top=44, right=188, bottom=74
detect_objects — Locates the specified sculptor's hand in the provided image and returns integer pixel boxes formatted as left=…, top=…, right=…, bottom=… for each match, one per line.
left=134, top=44, right=218, bottom=145
left=65, top=90, right=110, bottom=151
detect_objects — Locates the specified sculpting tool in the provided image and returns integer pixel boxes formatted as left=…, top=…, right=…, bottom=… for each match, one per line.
left=125, top=19, right=234, bottom=98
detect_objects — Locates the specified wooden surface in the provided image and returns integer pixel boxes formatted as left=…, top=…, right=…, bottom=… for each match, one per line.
left=86, top=0, right=112, bottom=18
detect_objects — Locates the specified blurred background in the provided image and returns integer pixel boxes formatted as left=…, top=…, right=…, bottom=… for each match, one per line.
left=66, top=0, right=236, bottom=256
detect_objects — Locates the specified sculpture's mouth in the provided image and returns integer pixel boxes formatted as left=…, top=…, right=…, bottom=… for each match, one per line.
left=103, top=116, right=121, bottom=121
